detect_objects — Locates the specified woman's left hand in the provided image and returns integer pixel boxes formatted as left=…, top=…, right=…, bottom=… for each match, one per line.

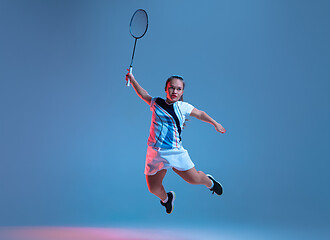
left=215, top=123, right=226, bottom=134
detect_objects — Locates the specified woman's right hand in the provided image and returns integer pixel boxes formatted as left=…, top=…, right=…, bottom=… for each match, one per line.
left=126, top=69, right=135, bottom=84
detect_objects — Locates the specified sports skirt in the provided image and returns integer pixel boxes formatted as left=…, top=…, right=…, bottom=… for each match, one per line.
left=144, top=145, right=195, bottom=175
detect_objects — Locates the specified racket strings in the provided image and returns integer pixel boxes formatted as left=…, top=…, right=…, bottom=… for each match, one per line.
left=130, top=9, right=148, bottom=39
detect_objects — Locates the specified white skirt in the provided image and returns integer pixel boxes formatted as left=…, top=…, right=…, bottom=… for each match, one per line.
left=144, top=146, right=195, bottom=175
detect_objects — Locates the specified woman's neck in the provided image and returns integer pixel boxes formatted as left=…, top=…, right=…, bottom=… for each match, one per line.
left=165, top=98, right=175, bottom=105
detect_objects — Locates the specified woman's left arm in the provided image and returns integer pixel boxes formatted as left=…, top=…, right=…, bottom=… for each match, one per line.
left=190, top=108, right=226, bottom=133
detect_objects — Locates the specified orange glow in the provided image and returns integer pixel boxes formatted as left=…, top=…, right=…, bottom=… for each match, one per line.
left=0, top=226, right=187, bottom=240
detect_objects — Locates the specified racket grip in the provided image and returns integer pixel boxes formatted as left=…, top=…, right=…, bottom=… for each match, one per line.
left=126, top=67, right=132, bottom=87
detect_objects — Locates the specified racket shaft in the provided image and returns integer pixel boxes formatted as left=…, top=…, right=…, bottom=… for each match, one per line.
left=127, top=38, right=137, bottom=87
left=130, top=38, right=137, bottom=67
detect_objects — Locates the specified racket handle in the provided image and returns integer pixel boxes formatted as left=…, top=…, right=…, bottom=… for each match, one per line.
left=126, top=67, right=132, bottom=87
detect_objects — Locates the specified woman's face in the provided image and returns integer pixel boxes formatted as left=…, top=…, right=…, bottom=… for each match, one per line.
left=165, top=78, right=184, bottom=103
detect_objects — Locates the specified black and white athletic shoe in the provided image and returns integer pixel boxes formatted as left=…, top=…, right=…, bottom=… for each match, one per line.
left=206, top=174, right=223, bottom=195
left=160, top=191, right=176, bottom=214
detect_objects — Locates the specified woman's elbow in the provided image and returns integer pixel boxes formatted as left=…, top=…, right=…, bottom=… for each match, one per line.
left=199, top=111, right=206, bottom=120
left=197, top=110, right=206, bottom=120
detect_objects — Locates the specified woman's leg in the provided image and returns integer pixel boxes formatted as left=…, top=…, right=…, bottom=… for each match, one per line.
left=173, top=167, right=213, bottom=188
left=146, top=169, right=168, bottom=201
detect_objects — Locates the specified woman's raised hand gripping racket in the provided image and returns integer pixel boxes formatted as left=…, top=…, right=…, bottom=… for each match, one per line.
left=126, top=9, right=148, bottom=87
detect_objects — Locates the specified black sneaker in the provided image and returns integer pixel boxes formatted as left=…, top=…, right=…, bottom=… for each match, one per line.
left=160, top=191, right=176, bottom=214
left=207, top=174, right=223, bottom=195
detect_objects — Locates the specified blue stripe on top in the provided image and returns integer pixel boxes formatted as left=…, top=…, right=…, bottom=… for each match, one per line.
left=155, top=98, right=182, bottom=140
left=154, top=104, right=175, bottom=148
left=147, top=97, right=194, bottom=149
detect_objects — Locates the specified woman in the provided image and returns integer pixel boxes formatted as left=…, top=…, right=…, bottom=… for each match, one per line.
left=126, top=71, right=226, bottom=214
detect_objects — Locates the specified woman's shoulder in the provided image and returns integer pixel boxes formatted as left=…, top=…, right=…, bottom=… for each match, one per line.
left=154, top=97, right=164, bottom=103
left=150, top=97, right=164, bottom=106
left=177, top=100, right=195, bottom=112
left=177, top=100, right=192, bottom=106
left=152, top=96, right=163, bottom=101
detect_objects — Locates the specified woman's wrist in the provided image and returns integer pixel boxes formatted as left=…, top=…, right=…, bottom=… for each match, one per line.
left=129, top=77, right=137, bottom=87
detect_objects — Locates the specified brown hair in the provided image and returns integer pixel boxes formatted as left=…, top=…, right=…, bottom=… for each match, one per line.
left=165, top=75, right=185, bottom=101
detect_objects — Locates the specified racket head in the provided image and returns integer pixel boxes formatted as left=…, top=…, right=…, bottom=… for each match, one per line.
left=129, top=9, right=148, bottom=39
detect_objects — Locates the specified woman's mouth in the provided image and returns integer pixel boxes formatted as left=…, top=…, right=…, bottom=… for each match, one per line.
left=171, top=95, right=177, bottom=98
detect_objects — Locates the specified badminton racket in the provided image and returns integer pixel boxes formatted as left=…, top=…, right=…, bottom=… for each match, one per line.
left=126, top=9, right=149, bottom=87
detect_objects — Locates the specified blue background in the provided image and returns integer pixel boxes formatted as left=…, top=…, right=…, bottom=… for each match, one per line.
left=1, top=0, right=329, bottom=235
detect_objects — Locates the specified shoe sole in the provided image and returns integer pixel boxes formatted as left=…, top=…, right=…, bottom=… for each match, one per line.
left=206, top=174, right=223, bottom=195
left=168, top=191, right=176, bottom=214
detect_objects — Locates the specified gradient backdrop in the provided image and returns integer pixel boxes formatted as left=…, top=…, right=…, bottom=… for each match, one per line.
left=1, top=0, right=329, bottom=238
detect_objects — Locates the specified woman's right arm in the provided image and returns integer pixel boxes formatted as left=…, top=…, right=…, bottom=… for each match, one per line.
left=126, top=71, right=152, bottom=105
